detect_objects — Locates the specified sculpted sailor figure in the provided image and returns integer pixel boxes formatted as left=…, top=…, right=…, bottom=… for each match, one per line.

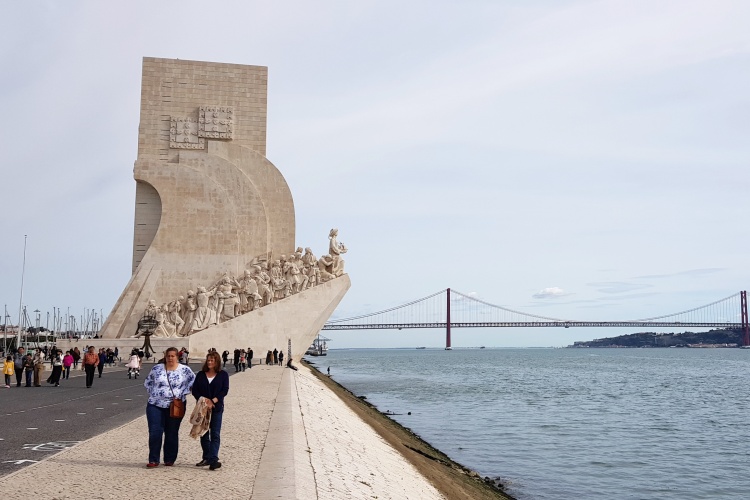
left=192, top=286, right=218, bottom=331
left=153, top=306, right=176, bottom=337
left=238, top=269, right=262, bottom=313
left=216, top=276, right=240, bottom=323
left=292, top=251, right=309, bottom=291
left=254, top=263, right=273, bottom=306
left=271, top=260, right=290, bottom=300
left=168, top=296, right=185, bottom=334
left=317, top=254, right=336, bottom=282
left=328, top=228, right=347, bottom=277
left=301, top=247, right=318, bottom=287
left=144, top=299, right=158, bottom=318
left=182, top=291, right=197, bottom=336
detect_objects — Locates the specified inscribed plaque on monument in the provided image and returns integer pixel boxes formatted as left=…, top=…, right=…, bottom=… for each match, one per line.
left=199, top=106, right=234, bottom=139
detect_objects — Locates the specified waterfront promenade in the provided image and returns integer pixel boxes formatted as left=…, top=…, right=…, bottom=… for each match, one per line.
left=0, top=362, right=445, bottom=499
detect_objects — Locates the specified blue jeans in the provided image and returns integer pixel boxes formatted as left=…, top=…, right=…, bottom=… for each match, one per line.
left=200, top=409, right=223, bottom=464
left=146, top=403, right=184, bottom=464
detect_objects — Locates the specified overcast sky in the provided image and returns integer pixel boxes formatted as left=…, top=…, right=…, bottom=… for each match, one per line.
left=1, top=0, right=748, bottom=348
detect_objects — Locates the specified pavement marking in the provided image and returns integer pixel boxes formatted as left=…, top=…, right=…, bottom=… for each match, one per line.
left=26, top=428, right=38, bottom=430
left=77, top=412, right=86, bottom=415
left=112, top=402, right=118, bottom=405
left=54, top=419, right=65, bottom=422
left=3, top=459, right=38, bottom=465
left=95, top=408, right=104, bottom=410
left=124, top=398, right=132, bottom=401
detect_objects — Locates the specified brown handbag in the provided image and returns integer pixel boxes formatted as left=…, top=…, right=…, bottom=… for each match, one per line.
left=169, top=398, right=185, bottom=418
left=166, top=370, right=186, bottom=419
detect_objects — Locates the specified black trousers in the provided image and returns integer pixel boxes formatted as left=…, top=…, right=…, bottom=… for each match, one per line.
left=50, top=366, right=63, bottom=384
left=84, top=364, right=96, bottom=387
left=15, top=369, right=23, bottom=386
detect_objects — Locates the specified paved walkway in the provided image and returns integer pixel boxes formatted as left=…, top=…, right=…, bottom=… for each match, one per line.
left=0, top=362, right=444, bottom=499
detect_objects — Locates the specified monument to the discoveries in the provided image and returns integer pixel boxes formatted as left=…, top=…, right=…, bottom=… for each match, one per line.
left=98, top=57, right=350, bottom=360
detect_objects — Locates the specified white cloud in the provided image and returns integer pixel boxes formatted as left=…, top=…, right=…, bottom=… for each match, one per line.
left=532, top=287, right=570, bottom=299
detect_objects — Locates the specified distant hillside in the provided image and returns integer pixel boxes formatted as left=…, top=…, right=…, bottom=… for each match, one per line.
left=569, top=329, right=742, bottom=348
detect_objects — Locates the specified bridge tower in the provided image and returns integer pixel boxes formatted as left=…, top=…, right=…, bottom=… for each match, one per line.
left=445, top=288, right=451, bottom=350
left=742, top=291, right=749, bottom=347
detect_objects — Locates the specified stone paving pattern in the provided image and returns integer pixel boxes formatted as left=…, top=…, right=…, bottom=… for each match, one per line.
left=0, top=363, right=445, bottom=500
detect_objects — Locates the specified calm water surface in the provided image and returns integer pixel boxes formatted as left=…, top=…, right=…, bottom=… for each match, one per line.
left=316, top=348, right=750, bottom=499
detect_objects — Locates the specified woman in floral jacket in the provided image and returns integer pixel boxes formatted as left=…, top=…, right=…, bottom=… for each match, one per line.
left=144, top=347, right=195, bottom=468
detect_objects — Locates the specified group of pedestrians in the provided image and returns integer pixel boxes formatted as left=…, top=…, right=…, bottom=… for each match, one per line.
left=265, top=348, right=284, bottom=366
left=227, top=348, right=254, bottom=372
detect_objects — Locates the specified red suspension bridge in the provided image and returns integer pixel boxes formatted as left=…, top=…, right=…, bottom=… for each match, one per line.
left=322, top=289, right=750, bottom=348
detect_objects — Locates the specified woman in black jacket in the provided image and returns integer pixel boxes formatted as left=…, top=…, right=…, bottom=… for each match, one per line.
left=191, top=350, right=229, bottom=470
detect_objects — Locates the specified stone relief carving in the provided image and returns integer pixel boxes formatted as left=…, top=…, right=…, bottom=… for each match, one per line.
left=198, top=106, right=234, bottom=139
left=169, top=117, right=205, bottom=149
left=137, top=229, right=348, bottom=336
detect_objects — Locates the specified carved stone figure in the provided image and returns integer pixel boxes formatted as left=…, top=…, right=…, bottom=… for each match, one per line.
left=328, top=228, right=347, bottom=277
left=144, top=299, right=158, bottom=318
left=216, top=276, right=240, bottom=322
left=168, top=296, right=185, bottom=334
left=271, top=260, right=290, bottom=299
left=153, top=306, right=176, bottom=337
left=182, top=291, right=197, bottom=336
left=254, top=263, right=273, bottom=306
left=318, top=254, right=336, bottom=282
left=238, top=269, right=262, bottom=313
left=192, top=286, right=218, bottom=331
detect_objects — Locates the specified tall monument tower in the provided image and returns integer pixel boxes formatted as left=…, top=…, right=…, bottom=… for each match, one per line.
left=99, top=58, right=349, bottom=359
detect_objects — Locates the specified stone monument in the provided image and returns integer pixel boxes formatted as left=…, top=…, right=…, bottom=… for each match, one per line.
left=95, top=57, right=350, bottom=360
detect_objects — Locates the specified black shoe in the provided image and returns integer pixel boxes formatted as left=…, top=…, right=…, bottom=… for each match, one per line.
left=55, top=383, right=59, bottom=387
left=196, top=460, right=209, bottom=467
left=209, top=461, right=222, bottom=470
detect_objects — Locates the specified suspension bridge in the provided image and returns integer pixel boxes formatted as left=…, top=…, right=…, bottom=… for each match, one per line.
left=322, top=289, right=750, bottom=348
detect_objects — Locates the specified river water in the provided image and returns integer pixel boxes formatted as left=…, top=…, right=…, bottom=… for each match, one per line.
left=316, top=348, right=750, bottom=499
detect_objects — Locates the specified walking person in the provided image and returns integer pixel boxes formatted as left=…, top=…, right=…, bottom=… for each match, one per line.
left=247, top=348, right=253, bottom=369
left=239, top=350, right=246, bottom=372
left=192, top=350, right=229, bottom=470
left=12, top=347, right=25, bottom=387
left=273, top=348, right=278, bottom=365
left=72, top=347, right=80, bottom=369
left=82, top=346, right=99, bottom=388
left=49, top=350, right=63, bottom=386
left=278, top=350, right=283, bottom=367
left=144, top=347, right=196, bottom=468
left=233, top=349, right=240, bottom=372
left=3, top=356, right=14, bottom=388
left=97, top=348, right=107, bottom=378
left=63, top=351, right=73, bottom=379
left=32, top=349, right=44, bottom=387
left=221, top=350, right=229, bottom=368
